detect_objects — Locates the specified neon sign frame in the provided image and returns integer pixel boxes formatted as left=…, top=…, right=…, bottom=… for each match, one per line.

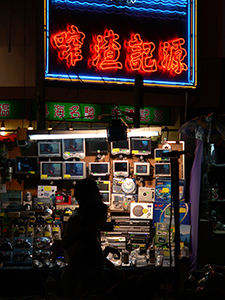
left=45, top=0, right=197, bottom=88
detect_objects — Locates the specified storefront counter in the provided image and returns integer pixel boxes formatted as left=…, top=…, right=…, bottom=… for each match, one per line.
left=0, top=265, right=175, bottom=298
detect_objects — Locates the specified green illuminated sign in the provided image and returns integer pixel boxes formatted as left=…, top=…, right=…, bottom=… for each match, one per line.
left=104, top=105, right=171, bottom=125
left=31, top=102, right=171, bottom=125
left=45, top=102, right=102, bottom=122
left=0, top=101, right=26, bottom=119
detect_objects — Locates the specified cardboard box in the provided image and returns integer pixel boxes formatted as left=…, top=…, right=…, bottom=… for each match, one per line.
left=153, top=201, right=190, bottom=226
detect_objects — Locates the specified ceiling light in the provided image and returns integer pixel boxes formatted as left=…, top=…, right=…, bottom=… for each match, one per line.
left=127, top=127, right=161, bottom=137
left=28, top=127, right=160, bottom=141
left=69, top=122, right=73, bottom=131
left=28, top=129, right=108, bottom=140
left=47, top=122, right=53, bottom=131
left=28, top=121, right=34, bottom=130
left=1, top=121, right=5, bottom=131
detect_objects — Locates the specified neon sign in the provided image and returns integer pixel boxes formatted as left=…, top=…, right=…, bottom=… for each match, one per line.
left=51, top=27, right=187, bottom=76
left=124, top=33, right=157, bottom=73
left=46, top=0, right=196, bottom=88
left=158, top=38, right=188, bottom=75
left=89, top=29, right=123, bottom=71
left=51, top=0, right=187, bottom=19
left=50, top=25, right=86, bottom=67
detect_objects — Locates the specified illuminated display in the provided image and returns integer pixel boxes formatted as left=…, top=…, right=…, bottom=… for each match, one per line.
left=89, top=29, right=123, bottom=71
left=158, top=38, right=188, bottom=75
left=0, top=101, right=26, bottom=119
left=46, top=0, right=196, bottom=88
left=51, top=0, right=187, bottom=18
left=50, top=25, right=86, bottom=67
left=43, top=102, right=171, bottom=125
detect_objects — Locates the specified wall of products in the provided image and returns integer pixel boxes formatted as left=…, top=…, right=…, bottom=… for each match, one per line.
left=0, top=138, right=188, bottom=268
left=13, top=137, right=184, bottom=195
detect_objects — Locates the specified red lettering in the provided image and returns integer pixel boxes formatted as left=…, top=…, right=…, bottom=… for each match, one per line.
left=50, top=25, right=85, bottom=67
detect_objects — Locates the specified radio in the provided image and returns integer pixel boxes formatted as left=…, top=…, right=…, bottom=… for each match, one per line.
left=138, top=187, right=155, bottom=202
left=130, top=202, right=154, bottom=220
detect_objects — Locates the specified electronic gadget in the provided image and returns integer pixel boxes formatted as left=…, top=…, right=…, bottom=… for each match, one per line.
left=127, top=232, right=150, bottom=252
left=55, top=191, right=72, bottom=205
left=40, top=162, right=62, bottom=180
left=86, top=139, right=108, bottom=155
left=0, top=238, right=14, bottom=264
left=101, top=192, right=110, bottom=205
left=107, top=119, right=127, bottom=142
left=130, top=202, right=154, bottom=220
left=62, top=161, right=86, bottom=180
left=112, top=177, right=124, bottom=193
left=155, top=222, right=175, bottom=245
left=111, top=193, right=138, bottom=211
left=121, top=178, right=136, bottom=194
left=62, top=138, right=85, bottom=160
left=154, top=163, right=171, bottom=177
left=131, top=138, right=151, bottom=156
left=101, top=235, right=126, bottom=250
left=138, top=187, right=155, bottom=202
left=111, top=193, right=125, bottom=211
left=162, top=205, right=174, bottom=224
left=133, top=161, right=150, bottom=176
left=96, top=180, right=111, bottom=205
left=33, top=197, right=54, bottom=210
left=15, top=156, right=39, bottom=175
left=37, top=185, right=57, bottom=198
left=111, top=139, right=130, bottom=156
left=13, top=237, right=33, bottom=265
left=38, top=141, right=61, bottom=157
left=154, top=148, right=171, bottom=162
left=123, top=194, right=138, bottom=211
left=89, top=162, right=110, bottom=177
left=113, top=160, right=129, bottom=177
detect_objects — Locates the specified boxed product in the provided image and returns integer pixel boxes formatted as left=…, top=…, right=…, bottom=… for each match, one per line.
left=153, top=201, right=190, bottom=226
left=154, top=177, right=186, bottom=202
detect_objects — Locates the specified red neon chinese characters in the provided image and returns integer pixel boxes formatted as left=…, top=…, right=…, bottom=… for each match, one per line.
left=158, top=38, right=188, bottom=75
left=69, top=105, right=80, bottom=119
left=125, top=33, right=157, bottom=73
left=89, top=29, right=123, bottom=71
left=54, top=105, right=65, bottom=118
left=50, top=25, right=86, bottom=67
left=0, top=104, right=10, bottom=117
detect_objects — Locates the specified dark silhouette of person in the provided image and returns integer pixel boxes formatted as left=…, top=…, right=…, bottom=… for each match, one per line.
left=61, top=178, right=124, bottom=298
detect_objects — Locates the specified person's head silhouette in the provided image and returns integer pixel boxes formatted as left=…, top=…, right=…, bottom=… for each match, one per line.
left=74, top=178, right=101, bottom=208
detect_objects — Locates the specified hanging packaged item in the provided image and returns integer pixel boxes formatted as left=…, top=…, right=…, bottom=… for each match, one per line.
left=55, top=191, right=72, bottom=205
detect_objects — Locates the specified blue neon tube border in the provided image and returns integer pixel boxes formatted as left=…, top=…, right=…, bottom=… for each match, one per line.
left=45, top=0, right=196, bottom=88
